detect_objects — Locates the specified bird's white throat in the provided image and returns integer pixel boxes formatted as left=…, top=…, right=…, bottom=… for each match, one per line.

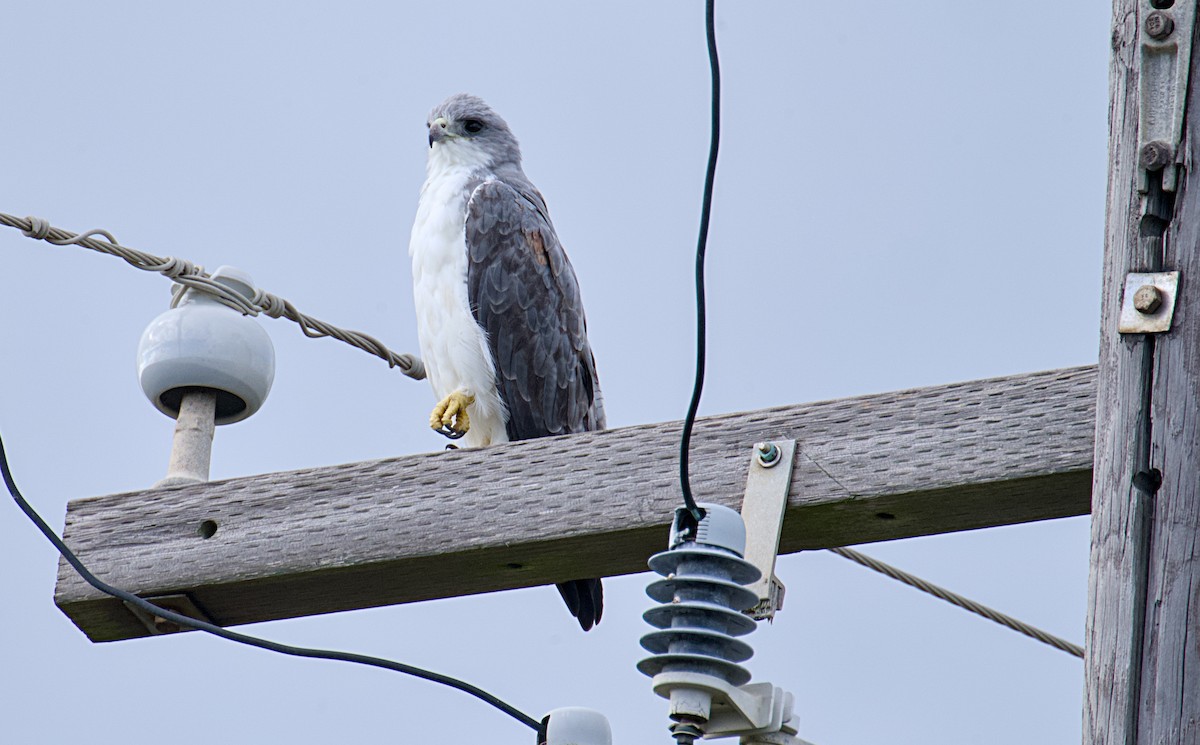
left=408, top=142, right=509, bottom=448
left=425, top=138, right=494, bottom=178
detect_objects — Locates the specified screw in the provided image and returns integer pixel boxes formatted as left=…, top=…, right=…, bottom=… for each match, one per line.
left=755, top=441, right=780, bottom=467
left=1133, top=285, right=1163, bottom=314
left=1140, top=141, right=1174, bottom=170
left=1146, top=11, right=1174, bottom=40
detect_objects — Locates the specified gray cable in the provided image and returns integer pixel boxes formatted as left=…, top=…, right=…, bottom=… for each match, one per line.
left=828, top=546, right=1084, bottom=659
left=1, top=213, right=426, bottom=380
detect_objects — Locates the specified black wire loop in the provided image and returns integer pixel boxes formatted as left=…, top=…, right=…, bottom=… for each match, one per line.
left=4, top=0, right=729, bottom=731
left=0, top=431, right=540, bottom=733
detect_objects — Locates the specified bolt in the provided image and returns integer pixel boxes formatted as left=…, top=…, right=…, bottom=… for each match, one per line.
left=1140, top=141, right=1174, bottom=170
left=152, top=615, right=182, bottom=634
left=1133, top=468, right=1163, bottom=494
left=1146, top=11, right=1174, bottom=40
left=1133, top=285, right=1163, bottom=314
left=755, top=441, right=780, bottom=467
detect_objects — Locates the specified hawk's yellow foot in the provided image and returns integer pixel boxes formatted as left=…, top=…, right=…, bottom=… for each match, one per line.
left=430, top=390, right=475, bottom=439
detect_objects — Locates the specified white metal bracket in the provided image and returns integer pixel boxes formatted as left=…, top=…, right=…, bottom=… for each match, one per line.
left=1118, top=271, right=1180, bottom=333
left=648, top=673, right=815, bottom=744
left=1137, top=0, right=1196, bottom=194
left=740, top=440, right=795, bottom=621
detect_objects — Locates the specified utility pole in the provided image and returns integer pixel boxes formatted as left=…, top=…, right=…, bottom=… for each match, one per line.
left=1086, top=1, right=1200, bottom=742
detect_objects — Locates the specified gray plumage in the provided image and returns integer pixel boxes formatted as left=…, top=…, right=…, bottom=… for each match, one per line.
left=467, top=181, right=605, bottom=439
left=423, top=94, right=605, bottom=630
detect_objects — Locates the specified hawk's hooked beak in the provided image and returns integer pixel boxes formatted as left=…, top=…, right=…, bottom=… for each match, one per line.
left=428, top=116, right=450, bottom=148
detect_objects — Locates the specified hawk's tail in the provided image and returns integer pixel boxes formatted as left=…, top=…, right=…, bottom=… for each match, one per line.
left=556, top=578, right=604, bottom=632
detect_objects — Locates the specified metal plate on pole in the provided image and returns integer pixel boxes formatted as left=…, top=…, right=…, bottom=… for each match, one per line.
left=1117, top=271, right=1180, bottom=334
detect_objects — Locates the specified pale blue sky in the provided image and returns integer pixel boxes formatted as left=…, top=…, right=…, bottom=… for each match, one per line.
left=1, top=3, right=1106, bottom=743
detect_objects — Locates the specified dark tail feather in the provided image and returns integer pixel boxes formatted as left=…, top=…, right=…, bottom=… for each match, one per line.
left=556, top=578, right=604, bottom=631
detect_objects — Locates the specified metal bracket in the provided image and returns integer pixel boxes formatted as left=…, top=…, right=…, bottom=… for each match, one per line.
left=123, top=593, right=214, bottom=636
left=1118, top=271, right=1180, bottom=333
left=1138, top=0, right=1196, bottom=194
left=740, top=440, right=795, bottom=621
left=649, top=672, right=815, bottom=744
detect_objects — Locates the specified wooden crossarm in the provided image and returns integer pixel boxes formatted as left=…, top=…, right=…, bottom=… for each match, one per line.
left=54, top=365, right=1097, bottom=642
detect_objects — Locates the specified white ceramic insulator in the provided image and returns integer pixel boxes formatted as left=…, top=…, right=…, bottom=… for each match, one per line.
left=540, top=707, right=612, bottom=745
left=137, top=266, right=275, bottom=425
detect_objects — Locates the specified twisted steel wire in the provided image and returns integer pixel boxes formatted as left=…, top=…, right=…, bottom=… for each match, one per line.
left=1, top=213, right=425, bottom=380
left=829, top=546, right=1084, bottom=658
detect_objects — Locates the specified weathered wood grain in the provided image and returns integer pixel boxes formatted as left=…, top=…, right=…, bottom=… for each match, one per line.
left=1138, top=11, right=1200, bottom=742
left=1085, top=2, right=1158, bottom=741
left=1088, top=2, right=1200, bottom=743
left=55, top=366, right=1096, bottom=642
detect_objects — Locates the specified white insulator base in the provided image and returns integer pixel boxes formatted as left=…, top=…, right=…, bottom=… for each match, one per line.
left=651, top=674, right=793, bottom=740
left=668, top=686, right=714, bottom=721
left=156, top=388, right=216, bottom=487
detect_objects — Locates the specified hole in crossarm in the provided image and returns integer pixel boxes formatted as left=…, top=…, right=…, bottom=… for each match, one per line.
left=505, top=562, right=524, bottom=570
left=1151, top=0, right=1175, bottom=9
left=875, top=512, right=896, bottom=521
left=198, top=520, right=218, bottom=539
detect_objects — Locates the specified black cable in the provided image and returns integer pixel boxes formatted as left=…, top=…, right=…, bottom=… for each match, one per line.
left=0, top=431, right=540, bottom=733
left=6, top=3, right=722, bottom=727
left=679, top=0, right=721, bottom=526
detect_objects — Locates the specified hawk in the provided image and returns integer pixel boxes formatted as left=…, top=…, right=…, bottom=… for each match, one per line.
left=408, top=94, right=605, bottom=631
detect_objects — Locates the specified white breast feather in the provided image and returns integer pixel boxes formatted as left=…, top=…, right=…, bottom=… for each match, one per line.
left=409, top=141, right=509, bottom=448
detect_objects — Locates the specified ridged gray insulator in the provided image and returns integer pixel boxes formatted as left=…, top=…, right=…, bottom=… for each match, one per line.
left=637, top=503, right=762, bottom=688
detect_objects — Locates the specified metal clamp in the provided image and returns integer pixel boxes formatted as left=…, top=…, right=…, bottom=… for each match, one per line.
left=1118, top=271, right=1180, bottom=333
left=1138, top=0, right=1196, bottom=194
left=123, top=593, right=214, bottom=635
left=741, top=440, right=795, bottom=621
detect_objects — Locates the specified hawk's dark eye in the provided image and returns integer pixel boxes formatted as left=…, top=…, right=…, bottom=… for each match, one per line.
left=463, top=120, right=484, bottom=134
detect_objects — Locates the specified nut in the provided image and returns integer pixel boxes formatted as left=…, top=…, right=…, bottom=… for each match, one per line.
left=1133, top=285, right=1163, bottom=314
left=755, top=441, right=781, bottom=467
left=1146, top=11, right=1174, bottom=40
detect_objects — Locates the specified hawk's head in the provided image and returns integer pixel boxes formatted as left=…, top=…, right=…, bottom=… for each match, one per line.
left=427, top=94, right=521, bottom=169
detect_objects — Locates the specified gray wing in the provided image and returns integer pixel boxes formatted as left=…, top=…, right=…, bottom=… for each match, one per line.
left=465, top=179, right=604, bottom=441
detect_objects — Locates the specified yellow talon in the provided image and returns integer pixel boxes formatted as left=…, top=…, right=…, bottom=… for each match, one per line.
left=430, top=390, right=475, bottom=439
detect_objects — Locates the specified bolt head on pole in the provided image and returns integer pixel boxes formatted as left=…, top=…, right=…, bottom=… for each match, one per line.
left=1146, top=10, right=1175, bottom=40
left=1140, top=141, right=1174, bottom=171
left=137, top=266, right=275, bottom=425
left=1133, top=284, right=1164, bottom=314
